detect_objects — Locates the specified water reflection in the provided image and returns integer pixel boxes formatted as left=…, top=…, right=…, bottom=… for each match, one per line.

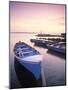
left=47, top=50, right=66, bottom=59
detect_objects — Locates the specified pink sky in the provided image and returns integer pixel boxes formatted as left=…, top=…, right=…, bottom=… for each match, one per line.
left=10, top=2, right=66, bottom=34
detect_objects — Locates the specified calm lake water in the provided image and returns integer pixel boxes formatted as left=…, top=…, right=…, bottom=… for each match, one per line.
left=10, top=33, right=66, bottom=88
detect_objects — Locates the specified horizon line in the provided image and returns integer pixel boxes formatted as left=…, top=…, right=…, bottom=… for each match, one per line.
left=10, top=32, right=65, bottom=35
left=10, top=32, right=38, bottom=34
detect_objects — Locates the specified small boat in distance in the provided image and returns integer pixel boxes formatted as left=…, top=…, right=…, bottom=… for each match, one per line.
left=13, top=41, right=43, bottom=87
left=30, top=39, right=53, bottom=48
left=47, top=42, right=66, bottom=54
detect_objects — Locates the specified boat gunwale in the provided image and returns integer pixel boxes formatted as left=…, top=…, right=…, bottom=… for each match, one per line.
left=14, top=53, right=42, bottom=63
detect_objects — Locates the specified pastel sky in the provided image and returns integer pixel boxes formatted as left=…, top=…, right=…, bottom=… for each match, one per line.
left=10, top=2, right=66, bottom=34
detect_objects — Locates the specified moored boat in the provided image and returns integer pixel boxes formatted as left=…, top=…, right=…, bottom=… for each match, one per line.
left=13, top=41, right=43, bottom=87
left=47, top=42, right=66, bottom=54
left=30, top=39, right=53, bottom=48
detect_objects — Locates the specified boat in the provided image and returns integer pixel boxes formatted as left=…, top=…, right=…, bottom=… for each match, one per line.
left=30, top=39, right=36, bottom=42
left=47, top=42, right=66, bottom=54
left=30, top=39, right=53, bottom=48
left=13, top=41, right=43, bottom=87
left=31, top=39, right=47, bottom=47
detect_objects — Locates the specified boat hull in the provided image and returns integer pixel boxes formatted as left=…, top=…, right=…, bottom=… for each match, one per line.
left=47, top=46, right=66, bottom=54
left=14, top=57, right=42, bottom=87
left=30, top=39, right=47, bottom=47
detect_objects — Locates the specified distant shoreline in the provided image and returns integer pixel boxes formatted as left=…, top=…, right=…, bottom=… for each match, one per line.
left=10, top=32, right=65, bottom=35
